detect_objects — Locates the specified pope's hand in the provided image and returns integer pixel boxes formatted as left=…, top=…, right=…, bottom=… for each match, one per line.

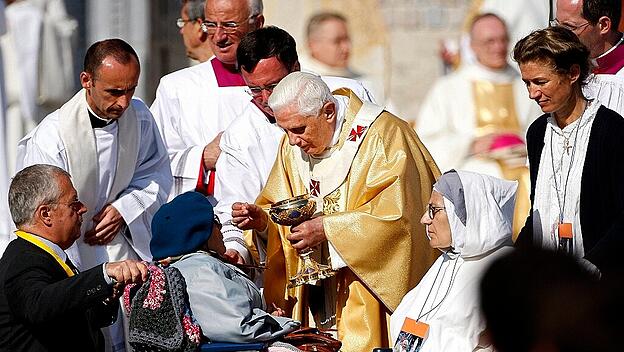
left=84, top=204, right=126, bottom=246
left=231, top=202, right=268, bottom=231
left=288, top=216, right=326, bottom=253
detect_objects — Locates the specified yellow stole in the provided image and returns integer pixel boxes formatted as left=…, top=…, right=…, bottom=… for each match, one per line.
left=15, top=230, right=75, bottom=277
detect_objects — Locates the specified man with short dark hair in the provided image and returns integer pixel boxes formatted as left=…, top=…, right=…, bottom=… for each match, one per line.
left=214, top=26, right=375, bottom=265
left=16, top=38, right=172, bottom=350
left=151, top=0, right=264, bottom=204
left=0, top=164, right=148, bottom=352
left=555, top=0, right=624, bottom=114
left=177, top=0, right=212, bottom=63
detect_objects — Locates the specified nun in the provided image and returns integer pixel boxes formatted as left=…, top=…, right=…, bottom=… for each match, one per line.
left=390, top=170, right=517, bottom=351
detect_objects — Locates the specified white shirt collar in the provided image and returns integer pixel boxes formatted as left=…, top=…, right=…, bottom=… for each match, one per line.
left=596, top=34, right=624, bottom=60
left=32, top=234, right=67, bottom=262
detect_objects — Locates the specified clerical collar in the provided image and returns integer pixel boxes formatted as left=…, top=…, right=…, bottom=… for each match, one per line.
left=593, top=34, right=624, bottom=75
left=87, top=106, right=115, bottom=128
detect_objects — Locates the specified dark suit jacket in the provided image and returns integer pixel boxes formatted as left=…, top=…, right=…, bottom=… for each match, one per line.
left=517, top=106, right=624, bottom=276
left=0, top=237, right=118, bottom=351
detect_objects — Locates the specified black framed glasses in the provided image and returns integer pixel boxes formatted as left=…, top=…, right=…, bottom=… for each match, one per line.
left=549, top=19, right=590, bottom=33
left=428, top=204, right=446, bottom=220
left=201, top=14, right=258, bottom=34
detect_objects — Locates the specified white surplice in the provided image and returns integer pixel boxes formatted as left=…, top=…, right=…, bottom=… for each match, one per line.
left=17, top=91, right=172, bottom=269
left=213, top=76, right=375, bottom=263
left=150, top=58, right=249, bottom=200
left=416, top=63, right=541, bottom=173
left=583, top=38, right=624, bottom=116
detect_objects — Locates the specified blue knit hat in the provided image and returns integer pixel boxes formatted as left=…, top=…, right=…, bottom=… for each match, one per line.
left=150, top=191, right=215, bottom=260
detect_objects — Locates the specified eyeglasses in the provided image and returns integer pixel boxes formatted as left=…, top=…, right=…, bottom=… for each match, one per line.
left=176, top=17, right=199, bottom=29
left=246, top=83, right=279, bottom=97
left=428, top=204, right=446, bottom=220
left=549, top=19, right=591, bottom=33
left=201, top=14, right=258, bottom=34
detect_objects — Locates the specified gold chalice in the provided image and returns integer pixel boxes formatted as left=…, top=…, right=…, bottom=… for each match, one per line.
left=269, top=194, right=336, bottom=288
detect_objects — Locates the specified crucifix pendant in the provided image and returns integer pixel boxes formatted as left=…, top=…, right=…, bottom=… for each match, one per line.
left=564, top=138, right=572, bottom=155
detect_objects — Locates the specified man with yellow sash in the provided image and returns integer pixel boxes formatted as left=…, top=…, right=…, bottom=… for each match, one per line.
left=15, top=38, right=172, bottom=351
left=0, top=164, right=148, bottom=352
left=232, top=72, right=440, bottom=351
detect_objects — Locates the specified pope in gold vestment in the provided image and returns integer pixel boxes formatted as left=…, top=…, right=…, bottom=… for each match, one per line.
left=253, top=89, right=440, bottom=351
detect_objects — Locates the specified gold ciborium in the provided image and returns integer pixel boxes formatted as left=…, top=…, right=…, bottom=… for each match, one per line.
left=269, top=194, right=336, bottom=288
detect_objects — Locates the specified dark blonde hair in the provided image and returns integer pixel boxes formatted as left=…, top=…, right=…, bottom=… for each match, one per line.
left=513, top=26, right=591, bottom=83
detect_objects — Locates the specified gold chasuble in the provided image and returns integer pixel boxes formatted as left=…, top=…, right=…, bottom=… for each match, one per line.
left=472, top=80, right=531, bottom=237
left=254, top=90, right=440, bottom=351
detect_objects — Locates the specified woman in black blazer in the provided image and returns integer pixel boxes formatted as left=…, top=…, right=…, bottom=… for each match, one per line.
left=514, top=26, right=624, bottom=277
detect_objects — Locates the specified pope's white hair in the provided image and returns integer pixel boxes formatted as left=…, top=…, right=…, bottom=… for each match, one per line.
left=268, top=72, right=336, bottom=118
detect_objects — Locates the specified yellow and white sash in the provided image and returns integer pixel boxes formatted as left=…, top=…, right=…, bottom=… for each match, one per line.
left=15, top=230, right=75, bottom=277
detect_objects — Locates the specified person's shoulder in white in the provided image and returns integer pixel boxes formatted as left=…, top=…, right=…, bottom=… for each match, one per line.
left=321, top=75, right=377, bottom=104
left=155, top=59, right=217, bottom=94
left=20, top=109, right=64, bottom=154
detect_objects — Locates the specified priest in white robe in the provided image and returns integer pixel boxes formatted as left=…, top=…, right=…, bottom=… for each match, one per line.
left=417, top=13, right=540, bottom=235
left=554, top=0, right=624, bottom=115
left=213, top=26, right=375, bottom=265
left=150, top=0, right=264, bottom=200
left=15, top=39, right=172, bottom=352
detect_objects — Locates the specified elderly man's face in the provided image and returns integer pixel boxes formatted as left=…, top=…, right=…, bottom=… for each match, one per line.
left=242, top=56, right=293, bottom=117
left=275, top=102, right=337, bottom=156
left=308, top=18, right=351, bottom=68
left=80, top=56, right=140, bottom=120
left=204, top=0, right=262, bottom=66
left=555, top=0, right=602, bottom=57
left=49, top=175, right=87, bottom=250
left=470, top=16, right=509, bottom=70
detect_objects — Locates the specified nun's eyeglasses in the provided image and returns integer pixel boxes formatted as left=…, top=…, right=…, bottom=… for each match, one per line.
left=428, top=204, right=446, bottom=219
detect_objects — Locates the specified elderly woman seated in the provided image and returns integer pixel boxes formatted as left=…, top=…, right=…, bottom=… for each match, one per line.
left=149, top=191, right=300, bottom=343
left=390, top=170, right=516, bottom=351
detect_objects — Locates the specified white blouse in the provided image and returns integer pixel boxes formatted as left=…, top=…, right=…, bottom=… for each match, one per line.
left=532, top=100, right=600, bottom=257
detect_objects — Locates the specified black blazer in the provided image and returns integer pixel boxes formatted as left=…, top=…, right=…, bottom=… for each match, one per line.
left=0, top=237, right=118, bottom=351
left=517, top=106, right=624, bottom=276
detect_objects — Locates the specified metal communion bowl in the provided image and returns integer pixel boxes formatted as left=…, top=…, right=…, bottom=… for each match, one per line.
left=269, top=194, right=316, bottom=226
